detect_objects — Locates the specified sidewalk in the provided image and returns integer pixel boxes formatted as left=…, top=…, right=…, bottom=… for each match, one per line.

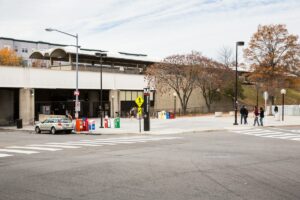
left=1, top=115, right=299, bottom=135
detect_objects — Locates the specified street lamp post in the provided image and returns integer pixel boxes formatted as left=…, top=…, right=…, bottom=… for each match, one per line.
left=45, top=28, right=79, bottom=119
left=173, top=92, right=177, bottom=118
left=95, top=52, right=105, bottom=128
left=281, top=89, right=286, bottom=121
left=111, top=95, right=114, bottom=118
left=234, top=41, right=245, bottom=125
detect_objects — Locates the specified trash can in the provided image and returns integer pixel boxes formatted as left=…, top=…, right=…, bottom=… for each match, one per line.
left=166, top=112, right=170, bottom=119
left=170, top=112, right=175, bottom=119
left=114, top=117, right=120, bottom=128
left=16, top=119, right=22, bottom=129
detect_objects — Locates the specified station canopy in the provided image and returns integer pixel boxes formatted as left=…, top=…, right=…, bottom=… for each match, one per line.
left=30, top=46, right=155, bottom=68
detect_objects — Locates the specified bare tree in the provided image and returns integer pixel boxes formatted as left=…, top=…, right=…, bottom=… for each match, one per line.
left=145, top=52, right=199, bottom=114
left=218, top=46, right=234, bottom=68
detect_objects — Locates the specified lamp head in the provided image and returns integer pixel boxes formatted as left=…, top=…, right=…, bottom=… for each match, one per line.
left=45, top=28, right=55, bottom=32
left=236, top=41, right=245, bottom=46
left=281, top=89, right=286, bottom=94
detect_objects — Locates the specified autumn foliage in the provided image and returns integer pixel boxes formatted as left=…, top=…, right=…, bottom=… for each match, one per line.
left=244, top=24, right=300, bottom=96
left=0, top=48, right=22, bottom=66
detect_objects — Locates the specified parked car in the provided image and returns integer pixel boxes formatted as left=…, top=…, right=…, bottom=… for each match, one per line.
left=35, top=118, right=73, bottom=134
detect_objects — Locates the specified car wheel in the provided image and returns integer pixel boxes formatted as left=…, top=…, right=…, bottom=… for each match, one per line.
left=35, top=127, right=41, bottom=134
left=50, top=127, right=56, bottom=135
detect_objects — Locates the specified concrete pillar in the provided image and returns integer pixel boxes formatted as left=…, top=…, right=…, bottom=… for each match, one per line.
left=19, top=88, right=35, bottom=125
left=109, top=90, right=119, bottom=118
left=88, top=91, right=99, bottom=117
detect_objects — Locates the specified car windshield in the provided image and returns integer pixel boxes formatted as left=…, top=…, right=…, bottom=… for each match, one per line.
left=58, top=118, right=72, bottom=123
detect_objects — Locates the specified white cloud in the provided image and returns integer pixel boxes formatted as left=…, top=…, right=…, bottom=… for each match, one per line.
left=0, top=0, right=299, bottom=60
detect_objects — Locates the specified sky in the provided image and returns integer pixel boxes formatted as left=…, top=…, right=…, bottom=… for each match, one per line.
left=0, top=0, right=300, bottom=61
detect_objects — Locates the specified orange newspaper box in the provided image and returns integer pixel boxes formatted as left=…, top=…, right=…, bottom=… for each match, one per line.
left=75, top=119, right=82, bottom=132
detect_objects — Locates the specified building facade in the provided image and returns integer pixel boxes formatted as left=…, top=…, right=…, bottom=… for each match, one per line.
left=0, top=37, right=155, bottom=126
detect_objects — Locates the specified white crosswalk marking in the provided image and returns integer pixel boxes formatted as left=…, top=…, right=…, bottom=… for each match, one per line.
left=0, top=136, right=181, bottom=159
left=0, top=153, right=12, bottom=158
left=29, top=144, right=81, bottom=149
left=0, top=149, right=39, bottom=154
left=48, top=143, right=102, bottom=147
left=232, top=128, right=300, bottom=142
left=7, top=146, right=62, bottom=151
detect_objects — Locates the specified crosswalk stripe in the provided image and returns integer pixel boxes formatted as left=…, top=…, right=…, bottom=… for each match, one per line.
left=251, top=132, right=283, bottom=136
left=0, top=153, right=12, bottom=158
left=47, top=143, right=102, bottom=147
left=232, top=128, right=300, bottom=142
left=79, top=140, right=117, bottom=145
left=0, top=149, right=39, bottom=154
left=264, top=134, right=300, bottom=139
left=234, top=129, right=263, bottom=133
left=29, top=144, right=81, bottom=149
left=7, top=146, right=62, bottom=151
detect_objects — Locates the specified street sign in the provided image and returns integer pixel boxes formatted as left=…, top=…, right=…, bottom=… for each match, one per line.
left=263, top=91, right=268, bottom=100
left=75, top=101, right=81, bottom=112
left=135, top=96, right=144, bottom=107
left=74, top=90, right=80, bottom=96
left=138, top=107, right=142, bottom=115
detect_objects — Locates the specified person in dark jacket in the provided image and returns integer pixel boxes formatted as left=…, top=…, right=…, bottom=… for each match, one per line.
left=260, top=107, right=265, bottom=126
left=274, top=105, right=278, bottom=114
left=240, top=105, right=246, bottom=124
left=244, top=106, right=248, bottom=124
left=253, top=106, right=260, bottom=126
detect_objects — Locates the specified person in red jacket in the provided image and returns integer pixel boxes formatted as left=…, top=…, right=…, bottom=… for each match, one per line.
left=253, top=106, right=260, bottom=126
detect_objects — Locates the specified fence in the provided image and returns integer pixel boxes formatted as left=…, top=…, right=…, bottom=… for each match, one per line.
left=150, top=104, right=234, bottom=117
left=267, top=105, right=300, bottom=116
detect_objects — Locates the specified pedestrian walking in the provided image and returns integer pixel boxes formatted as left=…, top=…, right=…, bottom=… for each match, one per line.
left=260, top=107, right=265, bottom=126
left=244, top=106, right=248, bottom=124
left=274, top=105, right=278, bottom=114
left=240, top=105, right=246, bottom=124
left=253, top=106, right=260, bottom=126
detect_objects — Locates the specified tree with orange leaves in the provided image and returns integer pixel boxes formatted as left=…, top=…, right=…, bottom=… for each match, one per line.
left=0, top=48, right=22, bottom=66
left=244, top=24, right=300, bottom=105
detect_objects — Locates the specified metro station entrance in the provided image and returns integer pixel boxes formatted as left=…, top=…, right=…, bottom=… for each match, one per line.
left=34, top=89, right=110, bottom=120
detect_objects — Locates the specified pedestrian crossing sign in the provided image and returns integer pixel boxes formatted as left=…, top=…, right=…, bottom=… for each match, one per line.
left=138, top=107, right=142, bottom=115
left=135, top=96, right=144, bottom=107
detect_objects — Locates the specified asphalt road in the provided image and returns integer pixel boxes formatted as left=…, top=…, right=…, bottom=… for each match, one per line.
left=0, top=126, right=299, bottom=200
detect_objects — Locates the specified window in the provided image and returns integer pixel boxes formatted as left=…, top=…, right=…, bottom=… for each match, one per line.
left=22, top=48, right=28, bottom=53
left=14, top=46, right=18, bottom=52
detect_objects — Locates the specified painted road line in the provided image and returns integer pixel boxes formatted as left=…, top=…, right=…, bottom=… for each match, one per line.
left=29, top=144, right=81, bottom=149
left=251, top=132, right=284, bottom=136
left=242, top=130, right=274, bottom=135
left=0, top=153, right=13, bottom=158
left=48, top=143, right=102, bottom=147
left=291, top=138, right=300, bottom=141
left=264, top=134, right=300, bottom=139
left=263, top=133, right=298, bottom=138
left=7, top=146, right=62, bottom=151
left=0, top=149, right=39, bottom=154
left=234, top=129, right=264, bottom=133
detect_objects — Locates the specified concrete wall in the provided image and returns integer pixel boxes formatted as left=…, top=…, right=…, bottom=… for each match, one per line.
left=19, top=88, right=34, bottom=125
left=0, top=89, right=14, bottom=125
left=154, top=87, right=233, bottom=114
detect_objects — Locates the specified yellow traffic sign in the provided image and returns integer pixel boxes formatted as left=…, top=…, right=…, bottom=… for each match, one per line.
left=138, top=107, right=142, bottom=115
left=135, top=96, right=144, bottom=107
